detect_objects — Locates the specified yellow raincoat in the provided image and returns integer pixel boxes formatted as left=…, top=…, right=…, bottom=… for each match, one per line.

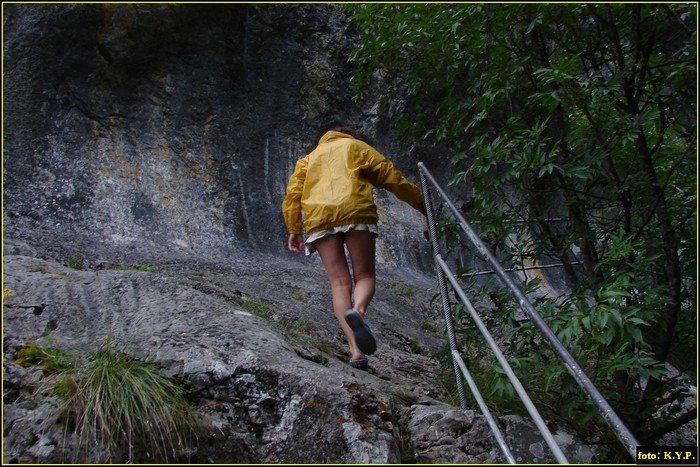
left=282, top=130, right=425, bottom=235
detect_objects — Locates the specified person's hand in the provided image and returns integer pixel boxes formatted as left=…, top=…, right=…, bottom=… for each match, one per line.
left=288, top=234, right=304, bottom=253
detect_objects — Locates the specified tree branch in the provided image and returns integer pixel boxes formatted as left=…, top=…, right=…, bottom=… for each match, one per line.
left=644, top=408, right=697, bottom=444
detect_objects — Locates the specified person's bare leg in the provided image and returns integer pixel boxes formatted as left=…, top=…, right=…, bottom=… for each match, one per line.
left=345, top=230, right=376, bottom=318
left=314, top=234, right=364, bottom=360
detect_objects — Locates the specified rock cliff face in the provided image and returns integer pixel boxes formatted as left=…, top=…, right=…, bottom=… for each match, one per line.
left=3, top=4, right=599, bottom=464
left=3, top=3, right=430, bottom=270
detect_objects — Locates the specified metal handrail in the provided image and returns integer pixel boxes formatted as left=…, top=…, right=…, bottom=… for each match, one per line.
left=461, top=261, right=583, bottom=278
left=418, top=162, right=640, bottom=462
left=420, top=165, right=567, bottom=463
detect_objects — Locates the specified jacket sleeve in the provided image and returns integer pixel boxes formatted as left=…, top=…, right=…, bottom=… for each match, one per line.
left=362, top=148, right=426, bottom=215
left=282, top=157, right=308, bottom=234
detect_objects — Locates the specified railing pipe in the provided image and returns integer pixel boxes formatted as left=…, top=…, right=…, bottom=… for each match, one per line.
left=463, top=261, right=583, bottom=278
left=451, top=348, right=517, bottom=464
left=438, top=255, right=568, bottom=464
left=419, top=168, right=467, bottom=409
left=418, top=162, right=640, bottom=460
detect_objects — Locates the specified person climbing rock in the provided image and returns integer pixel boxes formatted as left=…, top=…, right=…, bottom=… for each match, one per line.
left=282, top=124, right=426, bottom=370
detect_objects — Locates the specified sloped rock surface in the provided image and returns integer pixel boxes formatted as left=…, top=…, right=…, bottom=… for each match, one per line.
left=3, top=242, right=600, bottom=464
left=3, top=243, right=444, bottom=463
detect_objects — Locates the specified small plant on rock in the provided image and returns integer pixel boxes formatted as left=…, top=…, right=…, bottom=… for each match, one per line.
left=65, top=252, right=84, bottom=270
left=242, top=298, right=272, bottom=319
left=56, top=342, right=198, bottom=463
left=15, top=341, right=75, bottom=374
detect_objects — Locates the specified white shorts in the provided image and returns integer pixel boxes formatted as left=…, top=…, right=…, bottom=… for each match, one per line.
left=305, top=224, right=378, bottom=256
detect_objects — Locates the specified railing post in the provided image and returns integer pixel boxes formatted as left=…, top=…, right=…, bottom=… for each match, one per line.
left=419, top=166, right=467, bottom=409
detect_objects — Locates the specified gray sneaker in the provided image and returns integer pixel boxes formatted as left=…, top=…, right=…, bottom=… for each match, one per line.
left=344, top=309, right=377, bottom=355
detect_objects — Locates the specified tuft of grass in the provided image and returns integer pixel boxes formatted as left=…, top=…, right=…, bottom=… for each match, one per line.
left=48, top=275, right=79, bottom=282
left=407, top=337, right=425, bottom=355
left=288, top=317, right=314, bottom=335
left=397, top=286, right=416, bottom=299
left=312, top=340, right=342, bottom=355
left=19, top=341, right=198, bottom=463
left=66, top=253, right=84, bottom=270
left=60, top=344, right=198, bottom=463
left=15, top=342, right=75, bottom=374
left=27, top=265, right=48, bottom=273
left=242, top=298, right=272, bottom=319
left=53, top=376, right=79, bottom=400
left=420, top=317, right=442, bottom=333
left=280, top=318, right=310, bottom=341
left=281, top=318, right=339, bottom=356
left=383, top=389, right=417, bottom=408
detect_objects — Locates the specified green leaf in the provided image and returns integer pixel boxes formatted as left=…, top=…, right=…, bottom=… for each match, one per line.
left=609, top=309, right=623, bottom=328
left=626, top=325, right=643, bottom=343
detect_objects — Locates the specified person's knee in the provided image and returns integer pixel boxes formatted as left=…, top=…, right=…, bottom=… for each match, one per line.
left=353, top=269, right=375, bottom=285
left=330, top=275, right=353, bottom=290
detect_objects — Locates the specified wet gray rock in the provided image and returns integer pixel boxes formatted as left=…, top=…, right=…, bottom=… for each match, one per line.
left=405, top=404, right=596, bottom=464
left=3, top=248, right=602, bottom=464
left=3, top=249, right=444, bottom=463
left=3, top=3, right=431, bottom=272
